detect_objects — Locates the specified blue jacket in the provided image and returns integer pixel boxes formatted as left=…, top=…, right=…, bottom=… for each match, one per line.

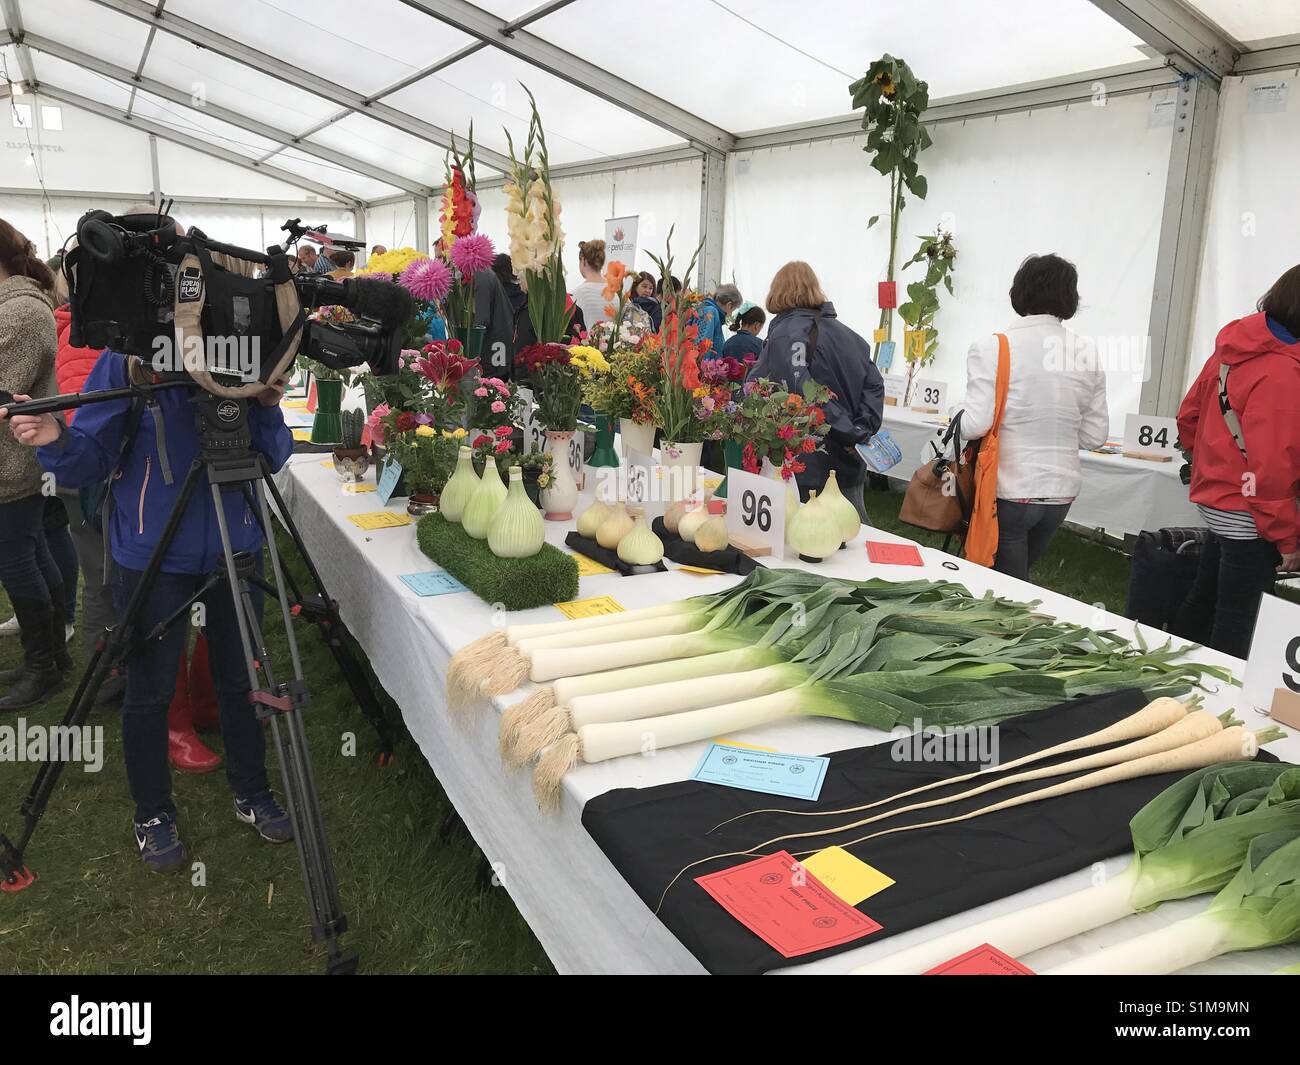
left=38, top=350, right=294, bottom=575
left=747, top=302, right=883, bottom=490
left=692, top=297, right=727, bottom=361
left=723, top=331, right=764, bottom=360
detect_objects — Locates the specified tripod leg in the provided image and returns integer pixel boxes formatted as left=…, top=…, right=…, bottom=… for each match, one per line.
left=210, top=484, right=355, bottom=974
left=2, top=461, right=208, bottom=891
left=258, top=456, right=396, bottom=761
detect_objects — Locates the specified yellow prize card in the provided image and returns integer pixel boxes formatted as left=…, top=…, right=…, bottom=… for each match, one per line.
left=554, top=595, right=624, bottom=620
left=347, top=511, right=412, bottom=530
left=801, top=847, right=895, bottom=906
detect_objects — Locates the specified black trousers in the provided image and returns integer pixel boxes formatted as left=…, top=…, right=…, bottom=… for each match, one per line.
left=1174, top=532, right=1280, bottom=659
left=992, top=499, right=1071, bottom=581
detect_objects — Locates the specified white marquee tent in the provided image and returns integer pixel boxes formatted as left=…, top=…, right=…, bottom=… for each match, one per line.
left=1, top=0, right=1298, bottom=430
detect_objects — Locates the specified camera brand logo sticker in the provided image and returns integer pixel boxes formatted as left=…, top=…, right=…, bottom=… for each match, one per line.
left=178, top=267, right=203, bottom=302
left=49, top=997, right=151, bottom=1045
left=216, top=400, right=240, bottom=423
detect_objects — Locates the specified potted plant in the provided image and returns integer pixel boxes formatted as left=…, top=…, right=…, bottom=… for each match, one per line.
left=331, top=408, right=369, bottom=482
left=851, top=54, right=932, bottom=355
left=382, top=417, right=464, bottom=515
left=897, top=228, right=957, bottom=404
left=301, top=351, right=351, bottom=445
left=733, top=378, right=832, bottom=482
left=697, top=354, right=751, bottom=497
left=515, top=448, right=553, bottom=509
left=515, top=342, right=582, bottom=520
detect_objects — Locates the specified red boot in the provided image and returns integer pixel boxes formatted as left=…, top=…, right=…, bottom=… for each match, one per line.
left=168, top=644, right=222, bottom=774
left=188, top=632, right=221, bottom=733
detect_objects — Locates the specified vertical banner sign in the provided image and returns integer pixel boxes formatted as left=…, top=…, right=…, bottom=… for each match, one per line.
left=604, top=215, right=639, bottom=270
left=724, top=467, right=786, bottom=556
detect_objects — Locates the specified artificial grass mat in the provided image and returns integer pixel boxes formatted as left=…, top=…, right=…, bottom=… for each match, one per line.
left=416, top=513, right=578, bottom=611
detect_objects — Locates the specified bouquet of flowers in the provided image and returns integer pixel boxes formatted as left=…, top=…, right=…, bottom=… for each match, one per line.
left=467, top=375, right=520, bottom=470
left=503, top=88, right=569, bottom=343
left=586, top=316, right=650, bottom=355
left=733, top=378, right=832, bottom=481
left=383, top=423, right=466, bottom=498
left=647, top=232, right=713, bottom=444
left=516, top=342, right=581, bottom=431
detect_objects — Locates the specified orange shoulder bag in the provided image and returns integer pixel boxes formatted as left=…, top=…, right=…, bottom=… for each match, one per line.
left=963, top=333, right=1011, bottom=567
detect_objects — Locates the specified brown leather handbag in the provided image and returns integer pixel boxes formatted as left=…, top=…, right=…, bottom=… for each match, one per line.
left=899, top=409, right=977, bottom=536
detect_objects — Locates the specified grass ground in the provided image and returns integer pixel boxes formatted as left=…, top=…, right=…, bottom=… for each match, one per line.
left=0, top=488, right=1129, bottom=974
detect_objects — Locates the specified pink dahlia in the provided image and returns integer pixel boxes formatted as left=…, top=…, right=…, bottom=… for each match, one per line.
left=399, top=257, right=452, bottom=302
left=450, top=233, right=495, bottom=277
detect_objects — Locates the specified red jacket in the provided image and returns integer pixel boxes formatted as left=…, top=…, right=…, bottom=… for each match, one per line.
left=54, top=304, right=101, bottom=423
left=1177, top=312, right=1300, bottom=552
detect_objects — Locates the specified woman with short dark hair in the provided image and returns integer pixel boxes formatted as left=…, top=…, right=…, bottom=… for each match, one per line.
left=956, top=253, right=1109, bottom=580
left=1174, top=263, right=1300, bottom=657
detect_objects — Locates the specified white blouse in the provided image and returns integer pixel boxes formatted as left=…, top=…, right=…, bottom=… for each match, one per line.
left=954, top=314, right=1110, bottom=500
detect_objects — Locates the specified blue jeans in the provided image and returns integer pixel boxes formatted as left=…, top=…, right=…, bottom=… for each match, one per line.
left=113, top=561, right=271, bottom=822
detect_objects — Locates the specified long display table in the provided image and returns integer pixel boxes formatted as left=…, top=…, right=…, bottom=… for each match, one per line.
left=275, top=453, right=1298, bottom=975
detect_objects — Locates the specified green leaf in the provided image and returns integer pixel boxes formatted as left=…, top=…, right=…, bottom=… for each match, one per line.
left=907, top=173, right=928, bottom=199
left=866, top=214, right=880, bottom=229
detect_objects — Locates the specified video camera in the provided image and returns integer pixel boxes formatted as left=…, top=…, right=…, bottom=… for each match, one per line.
left=64, top=208, right=412, bottom=399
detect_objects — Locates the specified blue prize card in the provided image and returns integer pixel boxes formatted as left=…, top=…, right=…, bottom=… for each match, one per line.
left=691, top=743, right=830, bottom=801
left=876, top=339, right=896, bottom=372
left=377, top=458, right=403, bottom=506
left=399, top=571, right=468, bottom=597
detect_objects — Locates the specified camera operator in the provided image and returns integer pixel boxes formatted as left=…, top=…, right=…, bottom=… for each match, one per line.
left=2, top=342, right=297, bottom=871
left=0, top=220, right=70, bottom=712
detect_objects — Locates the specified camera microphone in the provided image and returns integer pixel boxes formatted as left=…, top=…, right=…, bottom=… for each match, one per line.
left=341, top=277, right=413, bottom=330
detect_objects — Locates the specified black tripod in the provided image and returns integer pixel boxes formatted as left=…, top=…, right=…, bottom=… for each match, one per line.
left=0, top=383, right=397, bottom=975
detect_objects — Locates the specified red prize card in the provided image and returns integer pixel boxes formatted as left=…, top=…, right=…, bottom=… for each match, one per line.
left=695, top=851, right=882, bottom=958
left=866, top=541, right=924, bottom=566
left=925, top=943, right=1036, bottom=976
left=877, top=280, right=898, bottom=309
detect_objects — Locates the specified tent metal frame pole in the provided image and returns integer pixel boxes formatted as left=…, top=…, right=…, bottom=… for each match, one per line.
left=0, top=0, right=37, bottom=86
left=36, top=84, right=363, bottom=208
left=19, top=33, right=433, bottom=198
left=148, top=133, right=161, bottom=206
left=697, top=150, right=726, bottom=292
left=1141, top=74, right=1220, bottom=416
left=414, top=195, right=430, bottom=253
left=90, top=0, right=514, bottom=172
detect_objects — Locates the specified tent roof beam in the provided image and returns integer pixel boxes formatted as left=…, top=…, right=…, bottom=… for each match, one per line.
left=1086, top=0, right=1240, bottom=80
left=20, top=33, right=430, bottom=198
left=89, top=0, right=514, bottom=172
left=396, top=0, right=734, bottom=153
left=36, top=84, right=364, bottom=207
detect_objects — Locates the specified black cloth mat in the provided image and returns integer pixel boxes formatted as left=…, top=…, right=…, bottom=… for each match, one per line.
left=582, top=689, right=1268, bottom=974
left=651, top=516, right=758, bottom=576
left=564, top=531, right=667, bottom=576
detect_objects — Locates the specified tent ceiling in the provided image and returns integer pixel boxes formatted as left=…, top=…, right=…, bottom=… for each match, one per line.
left=0, top=0, right=1296, bottom=206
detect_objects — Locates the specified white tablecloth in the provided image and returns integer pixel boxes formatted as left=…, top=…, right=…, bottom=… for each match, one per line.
left=880, top=406, right=1202, bottom=538
left=275, top=454, right=1299, bottom=975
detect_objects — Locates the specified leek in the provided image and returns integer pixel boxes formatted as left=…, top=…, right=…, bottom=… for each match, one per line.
left=1044, top=831, right=1300, bottom=974
left=852, top=762, right=1300, bottom=974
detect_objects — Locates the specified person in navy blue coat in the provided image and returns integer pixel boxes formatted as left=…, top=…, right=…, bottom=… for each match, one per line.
left=746, top=261, right=883, bottom=519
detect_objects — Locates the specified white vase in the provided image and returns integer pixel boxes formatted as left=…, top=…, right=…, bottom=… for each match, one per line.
left=661, top=439, right=704, bottom=503
left=540, top=429, right=579, bottom=521
left=619, top=417, right=655, bottom=458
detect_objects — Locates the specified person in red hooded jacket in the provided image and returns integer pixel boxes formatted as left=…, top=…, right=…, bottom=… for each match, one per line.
left=1175, top=264, right=1300, bottom=658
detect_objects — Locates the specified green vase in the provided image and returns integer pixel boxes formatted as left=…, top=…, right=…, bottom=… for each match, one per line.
left=587, top=413, right=620, bottom=468
left=310, top=377, right=344, bottom=444
left=454, top=324, right=486, bottom=363
left=716, top=439, right=744, bottom=499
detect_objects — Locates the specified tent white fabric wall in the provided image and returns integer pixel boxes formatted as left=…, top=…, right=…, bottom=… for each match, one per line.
left=1186, top=71, right=1299, bottom=392
left=723, top=88, right=1175, bottom=432
left=364, top=199, right=420, bottom=254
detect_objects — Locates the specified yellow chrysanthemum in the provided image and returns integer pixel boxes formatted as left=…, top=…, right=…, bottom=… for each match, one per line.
left=358, top=247, right=427, bottom=277
left=415, top=425, right=435, bottom=438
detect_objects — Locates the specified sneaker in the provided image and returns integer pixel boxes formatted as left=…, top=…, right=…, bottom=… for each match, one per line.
left=234, top=793, right=294, bottom=843
left=65, top=623, right=75, bottom=644
left=0, top=616, right=17, bottom=637
left=133, top=813, right=186, bottom=873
